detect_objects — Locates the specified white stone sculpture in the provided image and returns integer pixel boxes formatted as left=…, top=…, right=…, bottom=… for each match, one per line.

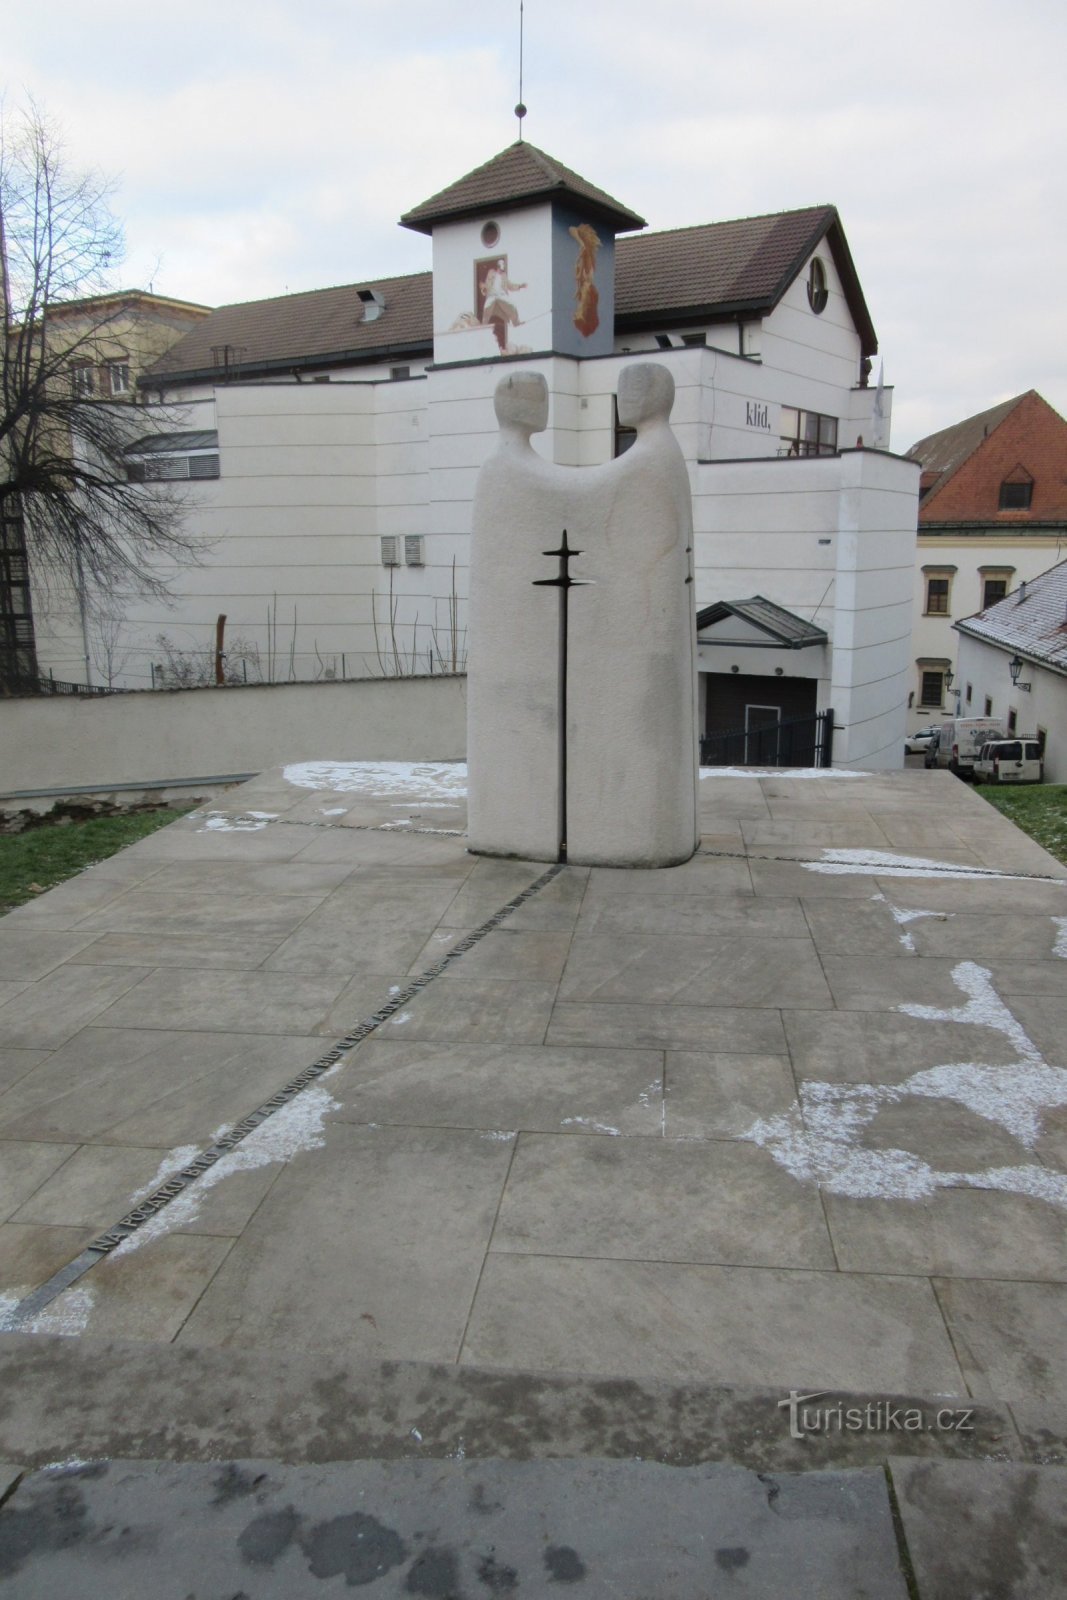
left=467, top=363, right=698, bottom=866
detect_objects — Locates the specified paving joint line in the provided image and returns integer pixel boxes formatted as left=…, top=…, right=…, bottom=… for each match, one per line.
left=6, top=862, right=565, bottom=1329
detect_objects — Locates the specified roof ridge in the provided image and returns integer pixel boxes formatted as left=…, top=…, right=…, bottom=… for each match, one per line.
left=616, top=205, right=835, bottom=246
left=210, top=269, right=432, bottom=314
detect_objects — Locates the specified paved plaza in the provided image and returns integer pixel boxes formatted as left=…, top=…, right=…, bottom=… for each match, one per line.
left=1, top=759, right=1066, bottom=1591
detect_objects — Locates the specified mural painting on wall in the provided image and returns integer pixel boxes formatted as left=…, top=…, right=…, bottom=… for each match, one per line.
left=448, top=253, right=531, bottom=356
left=570, top=223, right=601, bottom=338
left=476, top=256, right=527, bottom=353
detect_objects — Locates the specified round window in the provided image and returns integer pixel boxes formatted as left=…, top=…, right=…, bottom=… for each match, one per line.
left=807, top=257, right=828, bottom=314
left=480, top=221, right=501, bottom=248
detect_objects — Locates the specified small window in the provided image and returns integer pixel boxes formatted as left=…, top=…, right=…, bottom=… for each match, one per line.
left=925, top=575, right=951, bottom=615
left=404, top=535, right=424, bottom=567
left=999, top=480, right=1032, bottom=510
left=984, top=696, right=993, bottom=717
left=965, top=682, right=973, bottom=705
left=109, top=362, right=130, bottom=396
left=680, top=333, right=707, bottom=347
left=380, top=536, right=400, bottom=567
left=390, top=365, right=411, bottom=381
left=71, top=363, right=95, bottom=397
left=1037, top=727, right=1047, bottom=755
left=1007, top=709, right=1017, bottom=734
left=920, top=670, right=944, bottom=708
left=807, top=257, right=828, bottom=314
left=982, top=577, right=1009, bottom=608
left=779, top=406, right=837, bottom=458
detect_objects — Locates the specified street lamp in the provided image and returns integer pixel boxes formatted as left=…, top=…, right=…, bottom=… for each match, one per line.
left=1008, top=654, right=1032, bottom=693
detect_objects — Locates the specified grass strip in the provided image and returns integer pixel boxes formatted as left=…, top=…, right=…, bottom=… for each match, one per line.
left=975, top=783, right=1067, bottom=867
left=0, top=809, right=187, bottom=913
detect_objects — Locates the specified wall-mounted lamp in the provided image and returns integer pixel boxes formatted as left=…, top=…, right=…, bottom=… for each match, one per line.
left=1008, top=654, right=1032, bottom=692
left=944, top=665, right=955, bottom=691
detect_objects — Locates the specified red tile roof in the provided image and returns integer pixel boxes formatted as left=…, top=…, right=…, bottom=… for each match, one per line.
left=909, top=392, right=1067, bottom=524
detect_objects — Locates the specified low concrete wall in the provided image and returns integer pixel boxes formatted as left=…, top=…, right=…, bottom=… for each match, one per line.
left=0, top=675, right=468, bottom=798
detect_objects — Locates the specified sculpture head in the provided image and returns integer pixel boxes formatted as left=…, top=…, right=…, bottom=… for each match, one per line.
left=494, top=371, right=549, bottom=436
left=617, top=363, right=674, bottom=430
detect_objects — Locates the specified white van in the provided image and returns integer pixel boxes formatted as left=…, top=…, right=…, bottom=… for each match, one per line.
left=973, top=739, right=1044, bottom=785
left=937, top=717, right=1005, bottom=776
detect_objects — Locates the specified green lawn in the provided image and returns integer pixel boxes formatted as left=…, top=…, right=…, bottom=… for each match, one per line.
left=0, top=809, right=186, bottom=914
left=977, top=784, right=1067, bottom=867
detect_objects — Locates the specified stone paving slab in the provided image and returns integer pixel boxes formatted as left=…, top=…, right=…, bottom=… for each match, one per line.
left=888, top=1458, right=1067, bottom=1599
left=0, top=1457, right=910, bottom=1599
left=0, top=760, right=1065, bottom=1432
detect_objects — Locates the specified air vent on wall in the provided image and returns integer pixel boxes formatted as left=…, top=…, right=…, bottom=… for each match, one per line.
left=404, top=535, right=424, bottom=567
left=380, top=536, right=400, bottom=566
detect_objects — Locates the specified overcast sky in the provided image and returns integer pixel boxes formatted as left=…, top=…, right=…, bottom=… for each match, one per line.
left=5, top=0, right=1065, bottom=446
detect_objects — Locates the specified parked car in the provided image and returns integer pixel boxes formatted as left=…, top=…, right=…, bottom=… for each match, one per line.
left=972, top=739, right=1044, bottom=785
left=923, top=730, right=941, bottom=768
left=936, top=717, right=1006, bottom=776
left=905, top=727, right=939, bottom=755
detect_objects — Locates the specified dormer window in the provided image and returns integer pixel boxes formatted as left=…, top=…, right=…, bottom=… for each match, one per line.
left=999, top=477, right=1033, bottom=510
left=807, top=257, right=828, bottom=314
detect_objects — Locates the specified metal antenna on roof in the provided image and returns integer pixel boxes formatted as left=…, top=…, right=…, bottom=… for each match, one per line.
left=515, top=1, right=527, bottom=139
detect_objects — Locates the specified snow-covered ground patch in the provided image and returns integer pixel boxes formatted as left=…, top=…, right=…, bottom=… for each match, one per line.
left=283, top=761, right=467, bottom=799
left=743, top=961, right=1067, bottom=1206
left=700, top=766, right=868, bottom=780
left=197, top=810, right=278, bottom=833
left=112, top=1081, right=342, bottom=1258
left=0, top=1285, right=95, bottom=1336
left=803, top=848, right=1038, bottom=882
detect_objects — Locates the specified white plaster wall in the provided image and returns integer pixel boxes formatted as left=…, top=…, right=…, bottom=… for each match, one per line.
left=955, top=634, right=1067, bottom=782
left=0, top=675, right=467, bottom=797
left=432, top=208, right=554, bottom=362
left=829, top=450, right=919, bottom=768
left=760, top=249, right=863, bottom=403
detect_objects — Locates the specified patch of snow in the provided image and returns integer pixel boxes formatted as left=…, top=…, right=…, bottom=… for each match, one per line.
left=1053, top=917, right=1067, bottom=958
left=112, top=1085, right=341, bottom=1257
left=0, top=1285, right=95, bottom=1336
left=700, top=767, right=867, bottom=780
left=560, top=1117, right=621, bottom=1136
left=390, top=1012, right=412, bottom=1026
left=481, top=1130, right=517, bottom=1142
left=197, top=810, right=278, bottom=833
left=741, top=961, right=1067, bottom=1207
left=890, top=906, right=947, bottom=926
left=283, top=761, right=467, bottom=800
left=803, top=848, right=1035, bottom=882
left=321, top=807, right=347, bottom=817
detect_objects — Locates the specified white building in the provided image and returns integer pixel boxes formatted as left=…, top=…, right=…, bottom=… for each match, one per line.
left=955, top=560, right=1067, bottom=782
left=33, top=140, right=919, bottom=769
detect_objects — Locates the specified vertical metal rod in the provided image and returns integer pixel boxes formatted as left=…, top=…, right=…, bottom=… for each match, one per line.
left=558, top=569, right=568, bottom=863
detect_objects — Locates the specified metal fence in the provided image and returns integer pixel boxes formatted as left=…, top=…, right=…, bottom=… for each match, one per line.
left=700, top=707, right=835, bottom=769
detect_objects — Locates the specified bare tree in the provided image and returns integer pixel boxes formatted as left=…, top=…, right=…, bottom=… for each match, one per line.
left=0, top=103, right=200, bottom=611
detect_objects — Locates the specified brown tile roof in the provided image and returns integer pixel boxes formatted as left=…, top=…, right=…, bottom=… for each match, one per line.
left=146, top=271, right=433, bottom=381
left=617, top=207, right=832, bottom=317
left=144, top=205, right=877, bottom=382
left=400, top=141, right=646, bottom=234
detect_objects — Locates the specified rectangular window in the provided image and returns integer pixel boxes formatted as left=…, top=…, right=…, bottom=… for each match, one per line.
left=71, top=363, right=95, bottom=397
left=984, top=696, right=993, bottom=717
left=780, top=407, right=837, bottom=457
left=1007, top=709, right=1017, bottom=734
left=127, top=453, right=220, bottom=482
left=109, top=363, right=130, bottom=396
left=920, top=670, right=944, bottom=707
left=999, top=481, right=1032, bottom=510
left=965, top=682, right=972, bottom=705
left=982, top=577, right=1009, bottom=608
left=925, top=576, right=951, bottom=615
left=390, top=365, right=410, bottom=380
